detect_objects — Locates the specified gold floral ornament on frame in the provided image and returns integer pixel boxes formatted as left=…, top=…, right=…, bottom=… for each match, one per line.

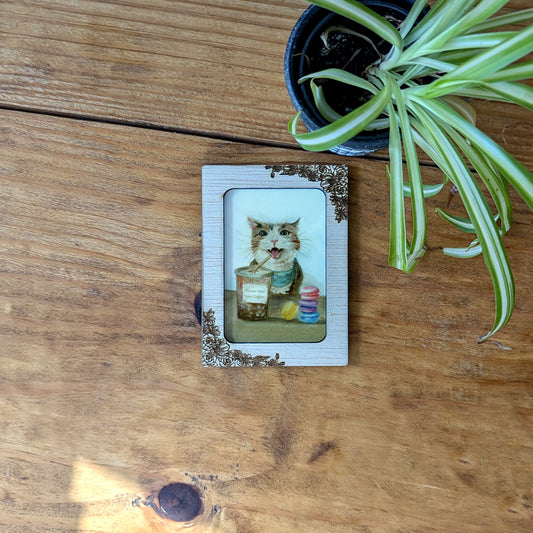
left=202, top=309, right=285, bottom=367
left=266, top=164, right=348, bottom=223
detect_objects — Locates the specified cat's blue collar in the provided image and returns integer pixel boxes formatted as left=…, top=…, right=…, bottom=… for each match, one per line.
left=271, top=260, right=297, bottom=288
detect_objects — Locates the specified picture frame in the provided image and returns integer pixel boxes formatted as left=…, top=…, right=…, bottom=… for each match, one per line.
left=202, top=164, right=348, bottom=367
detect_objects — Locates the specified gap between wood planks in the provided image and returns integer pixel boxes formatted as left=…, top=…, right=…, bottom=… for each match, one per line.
left=0, top=102, right=442, bottom=169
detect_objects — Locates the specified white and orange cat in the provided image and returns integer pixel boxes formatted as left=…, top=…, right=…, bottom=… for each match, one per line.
left=248, top=216, right=303, bottom=295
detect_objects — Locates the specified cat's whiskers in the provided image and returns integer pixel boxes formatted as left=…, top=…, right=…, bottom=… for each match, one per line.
left=293, top=234, right=313, bottom=258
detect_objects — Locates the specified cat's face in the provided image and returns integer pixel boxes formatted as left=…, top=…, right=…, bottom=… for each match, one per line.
left=248, top=217, right=300, bottom=270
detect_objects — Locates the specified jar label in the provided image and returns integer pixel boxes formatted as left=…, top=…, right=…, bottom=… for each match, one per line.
left=242, top=283, right=269, bottom=304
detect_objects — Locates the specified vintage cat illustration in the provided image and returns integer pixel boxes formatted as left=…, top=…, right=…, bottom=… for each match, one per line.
left=248, top=217, right=303, bottom=295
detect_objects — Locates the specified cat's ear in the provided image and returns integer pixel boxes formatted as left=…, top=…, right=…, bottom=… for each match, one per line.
left=247, top=217, right=260, bottom=230
left=290, top=218, right=301, bottom=227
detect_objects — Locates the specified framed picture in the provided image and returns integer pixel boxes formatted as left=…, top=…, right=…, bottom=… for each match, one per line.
left=202, top=164, right=348, bottom=366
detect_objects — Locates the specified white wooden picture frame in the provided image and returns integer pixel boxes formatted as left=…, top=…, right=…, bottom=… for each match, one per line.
left=202, top=164, right=348, bottom=366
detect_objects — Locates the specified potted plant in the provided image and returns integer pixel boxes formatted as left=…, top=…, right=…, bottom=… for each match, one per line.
left=286, top=0, right=533, bottom=341
left=285, top=0, right=423, bottom=155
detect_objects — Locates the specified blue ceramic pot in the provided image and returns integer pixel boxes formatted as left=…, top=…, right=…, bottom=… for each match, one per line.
left=284, top=0, right=418, bottom=156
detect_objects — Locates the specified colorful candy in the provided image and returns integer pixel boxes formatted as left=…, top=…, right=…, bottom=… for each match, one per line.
left=299, top=310, right=320, bottom=323
left=300, top=286, right=320, bottom=300
left=299, top=286, right=320, bottom=323
left=280, top=301, right=298, bottom=321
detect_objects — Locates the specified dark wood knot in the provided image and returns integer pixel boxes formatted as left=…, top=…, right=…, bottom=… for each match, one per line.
left=145, top=483, right=202, bottom=522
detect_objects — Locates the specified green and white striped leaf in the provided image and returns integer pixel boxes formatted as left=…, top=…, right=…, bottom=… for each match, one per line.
left=386, top=93, right=408, bottom=271
left=309, top=0, right=402, bottom=49
left=436, top=208, right=501, bottom=234
left=288, top=84, right=391, bottom=151
left=398, top=0, right=429, bottom=38
left=467, top=8, right=533, bottom=33
left=484, top=61, right=533, bottom=83
left=309, top=81, right=342, bottom=122
left=443, top=242, right=483, bottom=258
left=299, top=68, right=379, bottom=95
left=389, top=77, right=426, bottom=266
left=401, top=0, right=509, bottom=62
left=414, top=0, right=513, bottom=57
left=409, top=98, right=515, bottom=341
left=403, top=181, right=446, bottom=199
left=404, top=0, right=478, bottom=48
left=426, top=24, right=533, bottom=89
left=441, top=95, right=477, bottom=125
left=436, top=209, right=478, bottom=234
left=414, top=97, right=533, bottom=211
left=441, top=31, right=517, bottom=52
left=440, top=120, right=513, bottom=233
left=479, top=81, right=533, bottom=111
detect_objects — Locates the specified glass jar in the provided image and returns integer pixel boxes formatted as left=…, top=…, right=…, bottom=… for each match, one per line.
left=234, top=266, right=273, bottom=320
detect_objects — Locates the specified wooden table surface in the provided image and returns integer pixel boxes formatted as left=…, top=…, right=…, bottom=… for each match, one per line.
left=1, top=1, right=532, bottom=532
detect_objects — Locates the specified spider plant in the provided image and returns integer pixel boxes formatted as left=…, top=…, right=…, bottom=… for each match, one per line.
left=288, top=0, right=533, bottom=341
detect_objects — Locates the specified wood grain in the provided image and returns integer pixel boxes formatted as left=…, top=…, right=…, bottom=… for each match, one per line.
left=0, top=110, right=532, bottom=532
left=0, top=0, right=532, bottom=166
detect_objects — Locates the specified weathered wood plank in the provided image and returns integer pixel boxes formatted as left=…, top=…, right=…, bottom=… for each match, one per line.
left=0, top=110, right=532, bottom=532
left=0, top=0, right=531, bottom=166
